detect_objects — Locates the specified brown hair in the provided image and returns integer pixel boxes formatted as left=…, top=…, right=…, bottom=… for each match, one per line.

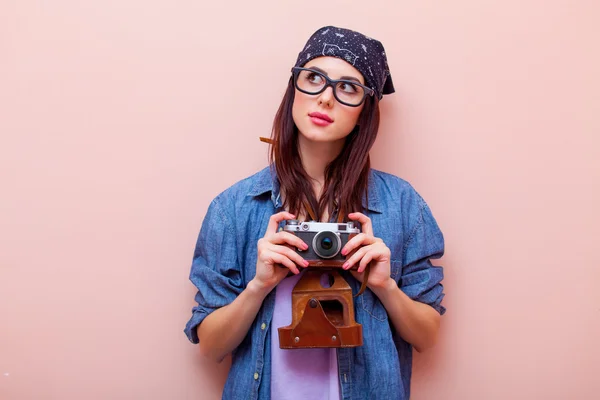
left=268, top=78, right=380, bottom=221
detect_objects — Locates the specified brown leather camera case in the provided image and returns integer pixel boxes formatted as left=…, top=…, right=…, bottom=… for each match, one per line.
left=278, top=269, right=363, bottom=349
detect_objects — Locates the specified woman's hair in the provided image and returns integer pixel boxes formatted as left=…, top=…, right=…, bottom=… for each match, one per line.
left=268, top=78, right=380, bottom=221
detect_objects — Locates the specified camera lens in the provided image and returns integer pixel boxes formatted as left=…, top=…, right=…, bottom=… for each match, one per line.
left=321, top=237, right=333, bottom=250
left=313, top=231, right=341, bottom=259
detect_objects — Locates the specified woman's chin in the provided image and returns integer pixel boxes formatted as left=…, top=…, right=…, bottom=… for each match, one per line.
left=299, top=128, right=345, bottom=144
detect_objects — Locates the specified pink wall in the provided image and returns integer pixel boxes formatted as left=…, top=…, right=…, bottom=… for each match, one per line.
left=1, top=1, right=598, bottom=399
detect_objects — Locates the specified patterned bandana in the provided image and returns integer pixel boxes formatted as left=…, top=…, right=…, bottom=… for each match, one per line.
left=294, top=26, right=395, bottom=100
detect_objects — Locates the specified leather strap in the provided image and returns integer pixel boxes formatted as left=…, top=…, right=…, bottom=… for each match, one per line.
left=355, top=265, right=369, bottom=297
left=259, top=137, right=275, bottom=144
left=302, top=199, right=317, bottom=222
left=336, top=206, right=369, bottom=297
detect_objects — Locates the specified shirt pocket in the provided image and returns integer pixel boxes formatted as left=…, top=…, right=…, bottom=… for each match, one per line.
left=390, top=259, right=402, bottom=281
left=359, top=260, right=402, bottom=321
left=359, top=289, right=388, bottom=321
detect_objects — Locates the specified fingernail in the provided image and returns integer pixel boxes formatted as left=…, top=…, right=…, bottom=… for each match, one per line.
left=342, top=262, right=349, bottom=269
left=341, top=248, right=347, bottom=256
left=304, top=260, right=309, bottom=267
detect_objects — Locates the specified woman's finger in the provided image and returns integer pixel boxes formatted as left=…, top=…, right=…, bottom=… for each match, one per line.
left=270, top=244, right=309, bottom=268
left=265, top=211, right=296, bottom=235
left=348, top=212, right=373, bottom=236
left=342, top=245, right=370, bottom=270
left=358, top=251, right=375, bottom=273
left=342, top=233, right=376, bottom=256
left=269, top=231, right=308, bottom=251
left=268, top=251, right=300, bottom=275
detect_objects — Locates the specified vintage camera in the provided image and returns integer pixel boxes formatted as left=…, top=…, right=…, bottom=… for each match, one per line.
left=283, top=220, right=360, bottom=267
left=279, top=219, right=364, bottom=349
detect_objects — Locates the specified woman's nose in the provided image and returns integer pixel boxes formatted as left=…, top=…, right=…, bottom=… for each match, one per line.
left=318, top=86, right=335, bottom=107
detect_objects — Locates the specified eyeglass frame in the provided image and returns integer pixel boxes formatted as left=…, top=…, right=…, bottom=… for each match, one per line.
left=291, top=67, right=375, bottom=107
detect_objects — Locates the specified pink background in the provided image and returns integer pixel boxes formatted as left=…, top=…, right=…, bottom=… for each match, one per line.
left=1, top=1, right=599, bottom=399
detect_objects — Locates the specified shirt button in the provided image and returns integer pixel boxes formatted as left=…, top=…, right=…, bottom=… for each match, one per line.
left=254, top=372, right=259, bottom=380
left=261, top=323, right=266, bottom=330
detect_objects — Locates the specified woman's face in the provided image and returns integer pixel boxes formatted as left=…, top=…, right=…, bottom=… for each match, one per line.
left=292, top=56, right=366, bottom=145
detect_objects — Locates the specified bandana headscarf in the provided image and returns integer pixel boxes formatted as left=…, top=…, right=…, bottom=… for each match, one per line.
left=294, top=26, right=395, bottom=100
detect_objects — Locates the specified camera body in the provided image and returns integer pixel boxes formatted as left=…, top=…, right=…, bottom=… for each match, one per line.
left=283, top=220, right=360, bottom=267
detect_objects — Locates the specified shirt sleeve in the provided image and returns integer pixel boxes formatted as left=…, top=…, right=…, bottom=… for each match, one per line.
left=183, top=196, right=244, bottom=344
left=399, top=191, right=446, bottom=315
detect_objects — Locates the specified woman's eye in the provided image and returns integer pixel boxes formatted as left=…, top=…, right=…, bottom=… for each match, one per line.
left=339, top=82, right=359, bottom=93
left=306, top=72, right=324, bottom=84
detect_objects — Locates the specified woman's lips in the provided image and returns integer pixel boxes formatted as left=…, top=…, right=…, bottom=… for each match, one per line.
left=310, top=116, right=332, bottom=126
left=308, top=112, right=333, bottom=127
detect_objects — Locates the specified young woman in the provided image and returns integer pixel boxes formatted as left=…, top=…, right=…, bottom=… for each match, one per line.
left=184, top=26, right=446, bottom=400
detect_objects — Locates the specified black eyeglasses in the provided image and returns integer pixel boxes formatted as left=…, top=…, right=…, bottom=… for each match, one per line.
left=291, top=67, right=374, bottom=107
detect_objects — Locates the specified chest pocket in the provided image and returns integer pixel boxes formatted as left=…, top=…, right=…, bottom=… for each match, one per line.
left=360, top=289, right=388, bottom=321
left=359, top=260, right=402, bottom=321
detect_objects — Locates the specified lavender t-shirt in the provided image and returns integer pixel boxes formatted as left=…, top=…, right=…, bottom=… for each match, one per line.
left=270, top=271, right=341, bottom=400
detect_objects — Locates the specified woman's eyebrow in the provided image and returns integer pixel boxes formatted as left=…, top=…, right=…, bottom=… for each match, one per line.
left=309, top=66, right=362, bottom=83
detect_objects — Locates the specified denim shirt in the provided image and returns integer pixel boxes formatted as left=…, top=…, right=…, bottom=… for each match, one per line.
left=184, top=166, right=446, bottom=400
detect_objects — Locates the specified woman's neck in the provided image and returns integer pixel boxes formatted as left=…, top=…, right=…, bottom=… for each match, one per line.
left=297, top=134, right=345, bottom=196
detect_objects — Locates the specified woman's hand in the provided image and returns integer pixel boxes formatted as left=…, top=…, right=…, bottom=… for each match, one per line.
left=341, top=212, right=393, bottom=290
left=252, top=211, right=310, bottom=292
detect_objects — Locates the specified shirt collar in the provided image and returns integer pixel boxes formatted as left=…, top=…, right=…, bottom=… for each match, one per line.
left=248, top=166, right=382, bottom=213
